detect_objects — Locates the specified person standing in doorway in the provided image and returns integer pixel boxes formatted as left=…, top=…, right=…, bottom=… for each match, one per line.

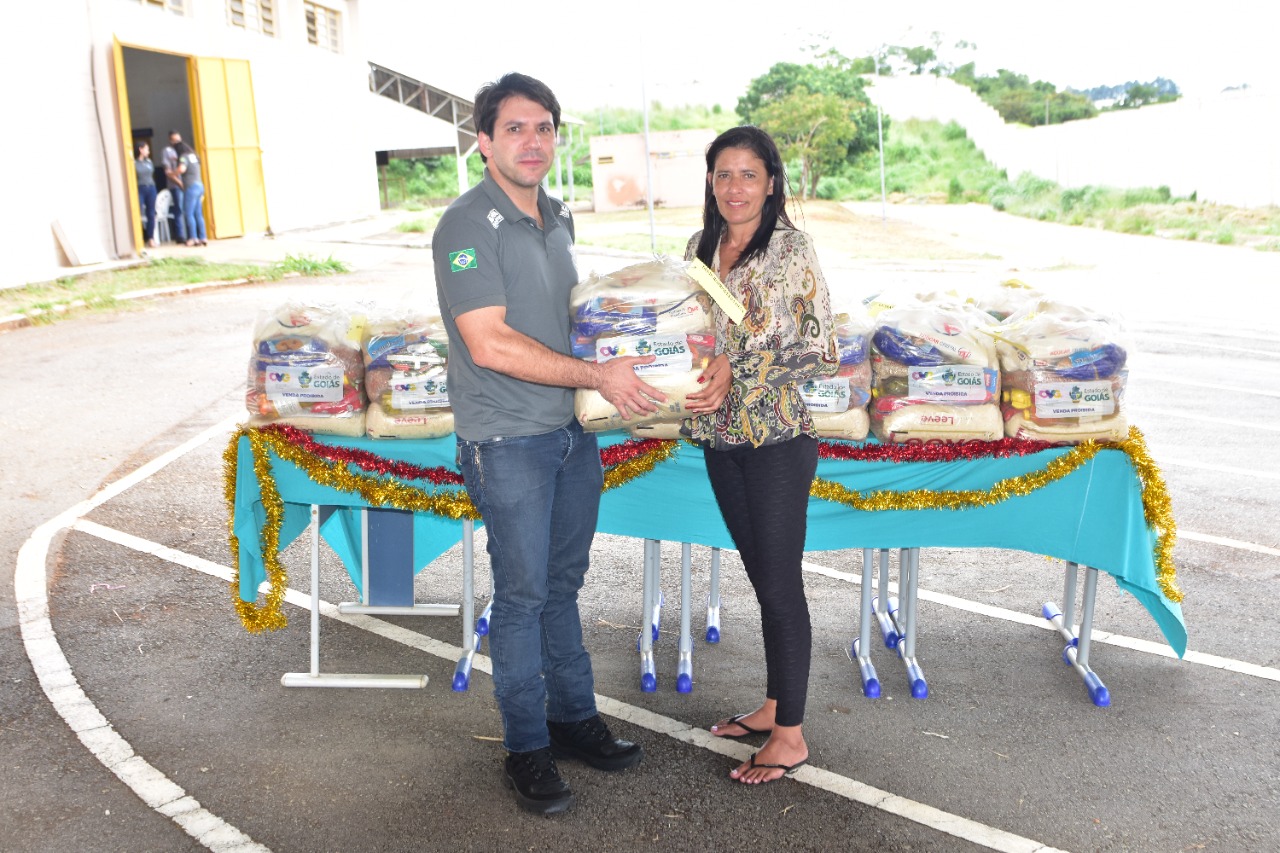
left=175, top=141, right=207, bottom=246
left=162, top=130, right=186, bottom=244
left=433, top=72, right=661, bottom=815
left=134, top=142, right=158, bottom=248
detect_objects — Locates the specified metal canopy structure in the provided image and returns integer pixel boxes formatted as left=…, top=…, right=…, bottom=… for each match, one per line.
left=368, top=61, right=477, bottom=158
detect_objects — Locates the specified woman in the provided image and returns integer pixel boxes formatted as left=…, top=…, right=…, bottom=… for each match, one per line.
left=134, top=142, right=158, bottom=248
left=683, top=126, right=839, bottom=785
left=175, top=141, right=207, bottom=246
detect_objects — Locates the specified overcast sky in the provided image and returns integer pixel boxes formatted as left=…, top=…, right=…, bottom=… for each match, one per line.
left=363, top=1, right=1278, bottom=112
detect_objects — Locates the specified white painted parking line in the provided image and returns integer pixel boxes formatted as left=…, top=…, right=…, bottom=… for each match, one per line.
left=1125, top=406, right=1280, bottom=433
left=1177, top=531, right=1280, bottom=557
left=13, top=415, right=267, bottom=853
left=1159, top=458, right=1280, bottom=480
left=73, top=519, right=1066, bottom=853
left=1127, top=373, right=1280, bottom=399
left=27, top=417, right=1280, bottom=851
left=800, top=559, right=1280, bottom=683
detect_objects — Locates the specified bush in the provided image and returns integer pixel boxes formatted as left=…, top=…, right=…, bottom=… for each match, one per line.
left=1122, top=187, right=1170, bottom=206
left=816, top=176, right=858, bottom=200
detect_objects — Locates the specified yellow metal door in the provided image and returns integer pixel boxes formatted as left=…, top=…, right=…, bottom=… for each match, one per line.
left=191, top=57, right=269, bottom=239
left=112, top=38, right=144, bottom=252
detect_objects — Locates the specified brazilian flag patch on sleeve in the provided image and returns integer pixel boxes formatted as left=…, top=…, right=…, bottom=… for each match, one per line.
left=449, top=249, right=478, bottom=272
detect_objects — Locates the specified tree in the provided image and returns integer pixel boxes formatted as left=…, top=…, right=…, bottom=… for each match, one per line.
left=901, top=45, right=937, bottom=75
left=738, top=58, right=882, bottom=163
left=951, top=66, right=1098, bottom=125
left=1118, top=83, right=1159, bottom=109
left=755, top=88, right=857, bottom=198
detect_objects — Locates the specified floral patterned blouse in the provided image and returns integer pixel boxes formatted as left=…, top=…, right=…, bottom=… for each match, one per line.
left=683, top=226, right=839, bottom=450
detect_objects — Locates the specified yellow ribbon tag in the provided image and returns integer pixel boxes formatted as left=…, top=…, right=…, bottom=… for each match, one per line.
left=687, top=258, right=745, bottom=324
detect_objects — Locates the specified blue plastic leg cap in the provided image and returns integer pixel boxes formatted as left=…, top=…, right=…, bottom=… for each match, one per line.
left=676, top=673, right=693, bottom=693
left=863, top=678, right=881, bottom=699
left=641, top=672, right=657, bottom=693
left=452, top=672, right=469, bottom=692
left=911, top=678, right=929, bottom=700
left=1085, top=673, right=1111, bottom=707
left=705, top=626, right=720, bottom=644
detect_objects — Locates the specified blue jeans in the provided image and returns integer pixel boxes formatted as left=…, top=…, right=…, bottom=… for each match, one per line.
left=457, top=419, right=603, bottom=753
left=169, top=185, right=186, bottom=242
left=183, top=181, right=206, bottom=243
left=138, top=184, right=157, bottom=242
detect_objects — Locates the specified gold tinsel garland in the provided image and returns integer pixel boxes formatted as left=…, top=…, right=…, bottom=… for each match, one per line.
left=224, top=428, right=680, bottom=632
left=225, top=424, right=1179, bottom=634
left=809, top=426, right=1181, bottom=603
left=603, top=438, right=679, bottom=491
left=1115, top=427, right=1181, bottom=603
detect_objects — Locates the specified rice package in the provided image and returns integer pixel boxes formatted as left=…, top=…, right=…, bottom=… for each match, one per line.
left=801, top=302, right=873, bottom=440
left=992, top=299, right=1130, bottom=443
left=361, top=314, right=453, bottom=439
left=869, top=299, right=1003, bottom=443
left=245, top=302, right=366, bottom=436
left=570, top=256, right=716, bottom=432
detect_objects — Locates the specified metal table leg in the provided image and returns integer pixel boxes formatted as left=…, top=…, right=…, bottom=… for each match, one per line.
left=638, top=539, right=659, bottom=692
left=705, top=547, right=722, bottom=644
left=676, top=543, right=694, bottom=693
left=873, top=547, right=900, bottom=649
left=282, top=506, right=429, bottom=689
left=1042, top=561, right=1111, bottom=707
left=897, top=547, right=928, bottom=699
left=452, top=519, right=481, bottom=691
left=852, top=548, right=882, bottom=698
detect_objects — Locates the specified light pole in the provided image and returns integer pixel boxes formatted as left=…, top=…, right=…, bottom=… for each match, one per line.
left=876, top=44, right=888, bottom=223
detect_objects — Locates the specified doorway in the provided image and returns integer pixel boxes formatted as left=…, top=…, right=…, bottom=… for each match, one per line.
left=121, top=47, right=193, bottom=247
left=113, top=44, right=270, bottom=252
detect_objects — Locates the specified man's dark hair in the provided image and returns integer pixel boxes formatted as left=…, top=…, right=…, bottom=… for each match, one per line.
left=693, top=125, right=796, bottom=272
left=473, top=72, right=560, bottom=163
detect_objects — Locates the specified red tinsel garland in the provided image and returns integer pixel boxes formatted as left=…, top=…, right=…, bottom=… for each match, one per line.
left=258, top=423, right=465, bottom=484
left=818, top=436, right=1065, bottom=463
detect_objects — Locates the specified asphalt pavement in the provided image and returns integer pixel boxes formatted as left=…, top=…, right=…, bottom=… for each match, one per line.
left=3, top=206, right=1279, bottom=852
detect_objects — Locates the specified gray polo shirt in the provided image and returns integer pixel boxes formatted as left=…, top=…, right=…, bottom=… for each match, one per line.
left=433, top=169, right=579, bottom=441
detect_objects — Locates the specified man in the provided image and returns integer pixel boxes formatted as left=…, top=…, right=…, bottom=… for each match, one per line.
left=433, top=72, right=664, bottom=815
left=161, top=130, right=186, bottom=243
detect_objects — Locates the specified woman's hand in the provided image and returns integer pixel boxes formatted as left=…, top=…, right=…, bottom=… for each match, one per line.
left=684, top=354, right=731, bottom=415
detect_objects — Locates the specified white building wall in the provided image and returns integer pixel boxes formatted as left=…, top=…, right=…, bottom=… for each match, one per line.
left=2, top=0, right=459, bottom=287
left=2, top=0, right=112, bottom=285
left=864, top=75, right=1280, bottom=209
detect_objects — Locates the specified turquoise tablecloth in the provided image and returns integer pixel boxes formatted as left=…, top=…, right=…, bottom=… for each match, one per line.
left=231, top=430, right=1186, bottom=656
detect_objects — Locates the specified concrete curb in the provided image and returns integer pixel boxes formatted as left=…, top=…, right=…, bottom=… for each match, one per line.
left=0, top=271, right=301, bottom=335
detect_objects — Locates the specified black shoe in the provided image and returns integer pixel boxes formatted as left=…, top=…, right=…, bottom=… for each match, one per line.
left=548, top=714, right=643, bottom=772
left=504, top=748, right=574, bottom=815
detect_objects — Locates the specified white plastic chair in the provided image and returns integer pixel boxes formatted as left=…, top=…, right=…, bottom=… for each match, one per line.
left=154, top=189, right=172, bottom=244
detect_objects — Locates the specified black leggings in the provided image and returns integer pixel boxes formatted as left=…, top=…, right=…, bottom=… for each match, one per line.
left=704, top=435, right=817, bottom=728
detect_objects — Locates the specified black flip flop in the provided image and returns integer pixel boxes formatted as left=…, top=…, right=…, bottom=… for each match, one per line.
left=710, top=713, right=770, bottom=740
left=741, top=751, right=807, bottom=784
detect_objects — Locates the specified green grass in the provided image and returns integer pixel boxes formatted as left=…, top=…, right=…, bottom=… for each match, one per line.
left=3, top=254, right=348, bottom=325
left=807, top=117, right=1280, bottom=251
left=275, top=253, right=350, bottom=276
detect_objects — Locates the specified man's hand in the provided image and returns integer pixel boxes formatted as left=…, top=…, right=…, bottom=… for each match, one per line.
left=683, top=354, right=731, bottom=415
left=597, top=356, right=665, bottom=420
